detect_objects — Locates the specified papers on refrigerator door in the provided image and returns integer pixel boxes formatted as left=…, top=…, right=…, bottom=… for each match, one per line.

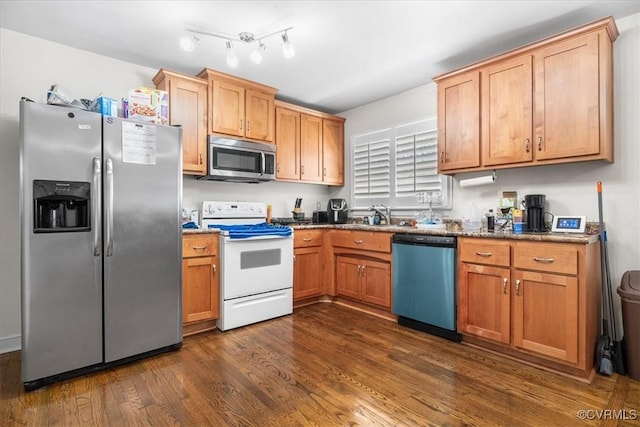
left=122, top=121, right=157, bottom=165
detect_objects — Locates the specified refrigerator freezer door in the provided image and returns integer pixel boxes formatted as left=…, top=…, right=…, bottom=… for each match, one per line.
left=102, top=118, right=182, bottom=363
left=20, top=102, right=103, bottom=383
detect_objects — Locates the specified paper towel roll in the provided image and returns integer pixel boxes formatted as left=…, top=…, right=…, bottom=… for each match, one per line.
left=459, top=173, right=496, bottom=188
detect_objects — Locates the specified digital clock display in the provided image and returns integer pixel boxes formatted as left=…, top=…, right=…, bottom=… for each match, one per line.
left=551, top=215, right=587, bottom=233
left=557, top=217, right=582, bottom=229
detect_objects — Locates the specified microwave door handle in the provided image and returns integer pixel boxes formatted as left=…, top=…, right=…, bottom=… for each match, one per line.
left=260, top=152, right=265, bottom=176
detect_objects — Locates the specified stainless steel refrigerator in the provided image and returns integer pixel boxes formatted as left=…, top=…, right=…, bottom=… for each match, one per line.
left=20, top=101, right=182, bottom=390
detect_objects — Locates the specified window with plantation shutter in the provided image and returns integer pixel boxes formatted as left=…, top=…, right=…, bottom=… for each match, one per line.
left=351, top=119, right=451, bottom=210
left=353, top=129, right=392, bottom=207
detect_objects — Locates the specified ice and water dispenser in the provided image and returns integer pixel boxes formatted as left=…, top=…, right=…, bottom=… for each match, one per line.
left=33, top=180, right=90, bottom=232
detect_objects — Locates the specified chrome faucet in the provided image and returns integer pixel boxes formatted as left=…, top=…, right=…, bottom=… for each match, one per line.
left=369, top=204, right=391, bottom=224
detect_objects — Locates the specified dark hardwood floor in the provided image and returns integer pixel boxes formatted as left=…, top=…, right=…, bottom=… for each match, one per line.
left=1, top=303, right=638, bottom=426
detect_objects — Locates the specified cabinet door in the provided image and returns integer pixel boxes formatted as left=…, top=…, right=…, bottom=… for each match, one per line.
left=245, top=89, right=274, bottom=142
left=168, top=77, right=208, bottom=175
left=336, top=256, right=362, bottom=300
left=482, top=55, right=533, bottom=166
left=513, top=270, right=578, bottom=363
left=293, top=247, right=323, bottom=299
left=212, top=80, right=245, bottom=137
left=182, top=256, right=219, bottom=323
left=533, top=32, right=600, bottom=160
left=300, top=114, right=323, bottom=182
left=437, top=71, right=481, bottom=172
left=275, top=107, right=301, bottom=180
left=458, top=263, right=510, bottom=344
left=361, top=259, right=391, bottom=308
left=322, top=119, right=344, bottom=185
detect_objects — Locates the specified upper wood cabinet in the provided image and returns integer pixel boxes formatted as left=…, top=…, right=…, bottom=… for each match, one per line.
left=434, top=16, right=618, bottom=174
left=153, top=69, right=208, bottom=175
left=274, top=100, right=345, bottom=186
left=437, top=71, right=481, bottom=172
left=198, top=68, right=277, bottom=143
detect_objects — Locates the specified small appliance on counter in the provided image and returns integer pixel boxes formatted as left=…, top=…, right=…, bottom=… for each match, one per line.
left=327, top=199, right=348, bottom=224
left=312, top=210, right=328, bottom=224
left=524, top=194, right=546, bottom=232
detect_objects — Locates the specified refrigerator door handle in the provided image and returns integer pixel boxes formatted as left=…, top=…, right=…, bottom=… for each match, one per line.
left=92, top=157, right=102, bottom=256
left=105, top=158, right=114, bottom=257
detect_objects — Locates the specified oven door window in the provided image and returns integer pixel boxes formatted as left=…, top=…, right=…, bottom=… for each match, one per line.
left=212, top=147, right=261, bottom=174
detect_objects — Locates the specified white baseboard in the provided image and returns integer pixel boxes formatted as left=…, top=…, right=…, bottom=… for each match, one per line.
left=0, top=334, right=21, bottom=354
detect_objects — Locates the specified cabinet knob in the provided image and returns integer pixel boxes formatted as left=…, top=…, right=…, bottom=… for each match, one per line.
left=323, top=167, right=327, bottom=177
left=301, top=165, right=305, bottom=175
left=246, top=120, right=250, bottom=132
left=537, top=136, right=543, bottom=151
left=192, top=245, right=208, bottom=250
left=303, top=237, right=313, bottom=242
left=199, top=153, right=203, bottom=165
left=525, top=138, right=530, bottom=153
left=516, top=279, right=521, bottom=296
left=240, top=119, right=243, bottom=131
left=503, top=278, right=508, bottom=294
left=353, top=239, right=364, bottom=244
left=440, top=151, right=444, bottom=163
left=212, top=264, right=216, bottom=273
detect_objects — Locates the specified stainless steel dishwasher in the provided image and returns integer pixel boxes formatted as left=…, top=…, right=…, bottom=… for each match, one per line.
left=392, top=234, right=460, bottom=342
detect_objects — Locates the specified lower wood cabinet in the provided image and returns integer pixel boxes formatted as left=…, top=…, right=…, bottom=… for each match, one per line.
left=336, top=255, right=391, bottom=308
left=457, top=237, right=600, bottom=378
left=330, top=230, right=393, bottom=310
left=182, top=233, right=220, bottom=335
left=293, top=230, right=324, bottom=301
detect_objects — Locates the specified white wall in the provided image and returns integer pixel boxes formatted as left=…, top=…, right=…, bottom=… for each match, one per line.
left=338, top=14, right=640, bottom=329
left=0, top=29, right=330, bottom=353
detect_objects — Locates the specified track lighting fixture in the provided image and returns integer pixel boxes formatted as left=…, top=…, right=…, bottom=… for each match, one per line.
left=182, top=25, right=295, bottom=67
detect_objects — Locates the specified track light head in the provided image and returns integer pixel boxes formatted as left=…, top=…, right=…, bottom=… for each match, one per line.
left=250, top=42, right=267, bottom=64
left=281, top=31, right=295, bottom=58
left=225, top=41, right=239, bottom=67
left=180, top=33, right=200, bottom=52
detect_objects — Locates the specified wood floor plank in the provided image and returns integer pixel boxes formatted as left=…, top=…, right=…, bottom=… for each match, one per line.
left=1, top=303, right=637, bottom=426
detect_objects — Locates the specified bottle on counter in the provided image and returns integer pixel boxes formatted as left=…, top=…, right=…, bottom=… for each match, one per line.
left=266, top=204, right=272, bottom=224
left=487, top=209, right=495, bottom=232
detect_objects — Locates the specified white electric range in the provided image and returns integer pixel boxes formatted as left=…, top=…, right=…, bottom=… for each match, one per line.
left=201, top=201, right=294, bottom=331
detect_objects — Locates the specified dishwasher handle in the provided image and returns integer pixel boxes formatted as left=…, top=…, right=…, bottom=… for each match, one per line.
left=392, top=233, right=456, bottom=248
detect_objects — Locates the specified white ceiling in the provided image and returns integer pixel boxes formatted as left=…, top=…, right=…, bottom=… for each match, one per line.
left=1, top=1, right=639, bottom=114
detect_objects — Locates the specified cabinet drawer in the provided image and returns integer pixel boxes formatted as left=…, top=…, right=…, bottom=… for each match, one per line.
left=294, top=230, right=323, bottom=248
left=513, top=242, right=578, bottom=275
left=331, top=230, right=392, bottom=253
left=459, top=238, right=510, bottom=267
left=182, top=234, right=219, bottom=258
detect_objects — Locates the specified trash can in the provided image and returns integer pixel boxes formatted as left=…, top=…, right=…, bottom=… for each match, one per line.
left=617, top=270, right=640, bottom=381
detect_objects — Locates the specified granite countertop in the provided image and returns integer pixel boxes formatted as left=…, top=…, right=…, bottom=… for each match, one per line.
left=183, top=223, right=599, bottom=244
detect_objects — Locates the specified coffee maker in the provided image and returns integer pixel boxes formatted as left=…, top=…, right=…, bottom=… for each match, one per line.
left=524, top=194, right=546, bottom=232
left=327, top=199, right=348, bottom=224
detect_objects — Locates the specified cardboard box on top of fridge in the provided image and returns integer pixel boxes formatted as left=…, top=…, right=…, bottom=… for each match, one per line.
left=127, top=87, right=168, bottom=125
left=96, top=97, right=118, bottom=117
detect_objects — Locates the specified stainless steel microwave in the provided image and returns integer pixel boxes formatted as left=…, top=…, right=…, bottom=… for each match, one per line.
left=203, top=136, right=276, bottom=183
